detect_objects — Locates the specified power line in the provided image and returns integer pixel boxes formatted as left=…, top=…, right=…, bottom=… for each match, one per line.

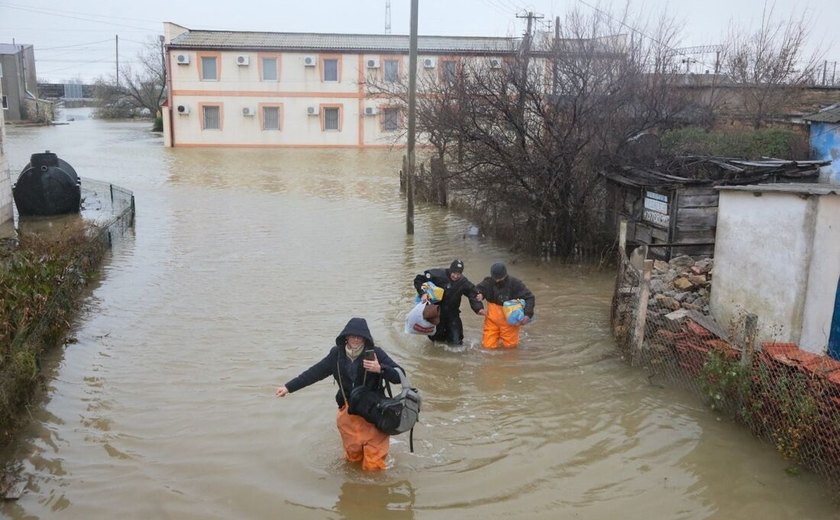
left=0, top=2, right=158, bottom=31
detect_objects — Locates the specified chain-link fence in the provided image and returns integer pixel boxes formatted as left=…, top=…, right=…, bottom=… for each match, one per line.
left=611, top=221, right=840, bottom=485
left=0, top=179, right=134, bottom=454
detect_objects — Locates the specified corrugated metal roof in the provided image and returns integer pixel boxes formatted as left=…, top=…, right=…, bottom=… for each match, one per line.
left=601, top=157, right=828, bottom=188
left=803, top=105, right=840, bottom=123
left=170, top=30, right=520, bottom=54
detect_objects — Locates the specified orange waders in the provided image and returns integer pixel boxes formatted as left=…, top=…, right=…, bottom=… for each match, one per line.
left=336, top=405, right=390, bottom=471
left=482, top=302, right=520, bottom=349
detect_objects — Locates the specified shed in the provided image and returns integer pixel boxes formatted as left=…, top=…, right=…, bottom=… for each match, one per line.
left=803, top=105, right=840, bottom=185
left=602, top=157, right=827, bottom=259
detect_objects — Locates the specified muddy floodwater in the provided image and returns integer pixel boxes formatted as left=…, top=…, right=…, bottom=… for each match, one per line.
left=1, top=110, right=838, bottom=519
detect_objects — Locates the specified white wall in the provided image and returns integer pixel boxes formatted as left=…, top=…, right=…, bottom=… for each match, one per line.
left=0, top=78, right=12, bottom=227
left=711, top=186, right=840, bottom=354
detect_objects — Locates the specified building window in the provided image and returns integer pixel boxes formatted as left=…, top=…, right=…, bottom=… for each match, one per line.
left=384, top=59, right=399, bottom=83
left=202, top=105, right=221, bottom=130
left=262, top=106, right=281, bottom=130
left=441, top=60, right=457, bottom=83
left=262, top=57, right=278, bottom=81
left=382, top=108, right=399, bottom=131
left=1, top=95, right=7, bottom=110
left=322, top=106, right=340, bottom=131
left=323, top=58, right=339, bottom=82
left=201, top=56, right=218, bottom=80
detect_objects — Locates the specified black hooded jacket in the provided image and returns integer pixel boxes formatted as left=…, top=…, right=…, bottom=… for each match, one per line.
left=413, top=268, right=483, bottom=316
left=475, top=275, right=535, bottom=318
left=284, top=318, right=403, bottom=408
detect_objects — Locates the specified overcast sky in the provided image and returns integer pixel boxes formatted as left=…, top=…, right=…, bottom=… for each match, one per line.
left=1, top=0, right=836, bottom=83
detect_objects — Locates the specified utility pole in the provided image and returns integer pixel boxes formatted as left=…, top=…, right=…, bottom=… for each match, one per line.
left=115, top=34, right=119, bottom=87
left=515, top=11, right=541, bottom=149
left=552, top=15, right=559, bottom=95
left=406, top=0, right=418, bottom=235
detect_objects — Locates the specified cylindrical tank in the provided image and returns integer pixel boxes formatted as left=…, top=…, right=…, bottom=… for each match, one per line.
left=13, top=151, right=82, bottom=216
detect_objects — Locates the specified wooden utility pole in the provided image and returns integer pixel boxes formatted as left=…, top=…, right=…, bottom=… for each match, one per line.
left=406, top=0, right=418, bottom=235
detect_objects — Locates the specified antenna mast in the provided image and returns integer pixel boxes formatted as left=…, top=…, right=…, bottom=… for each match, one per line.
left=385, top=0, right=392, bottom=34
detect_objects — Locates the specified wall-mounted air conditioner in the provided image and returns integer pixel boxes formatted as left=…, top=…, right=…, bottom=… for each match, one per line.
left=489, top=58, right=501, bottom=69
left=242, top=107, right=255, bottom=116
left=175, top=54, right=190, bottom=65
left=306, top=106, right=319, bottom=116
left=364, top=106, right=378, bottom=116
left=236, top=55, right=250, bottom=66
left=422, top=57, right=436, bottom=69
left=303, top=56, right=317, bottom=67
left=176, top=104, right=190, bottom=115
left=366, top=58, right=380, bottom=69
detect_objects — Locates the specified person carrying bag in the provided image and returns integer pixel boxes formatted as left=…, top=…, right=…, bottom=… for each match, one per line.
left=276, top=317, right=404, bottom=471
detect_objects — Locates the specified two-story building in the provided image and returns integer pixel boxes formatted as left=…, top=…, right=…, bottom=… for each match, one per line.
left=0, top=43, right=37, bottom=122
left=162, top=22, right=519, bottom=148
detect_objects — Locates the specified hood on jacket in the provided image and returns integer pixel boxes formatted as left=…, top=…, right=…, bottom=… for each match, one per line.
left=335, top=317, right=375, bottom=348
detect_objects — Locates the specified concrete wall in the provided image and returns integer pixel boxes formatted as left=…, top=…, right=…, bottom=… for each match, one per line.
left=0, top=77, right=12, bottom=227
left=711, top=186, right=840, bottom=354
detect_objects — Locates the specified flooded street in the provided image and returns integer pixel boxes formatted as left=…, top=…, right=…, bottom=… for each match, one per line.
left=1, top=111, right=838, bottom=519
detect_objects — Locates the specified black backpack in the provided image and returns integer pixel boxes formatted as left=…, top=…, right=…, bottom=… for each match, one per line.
left=342, top=364, right=422, bottom=452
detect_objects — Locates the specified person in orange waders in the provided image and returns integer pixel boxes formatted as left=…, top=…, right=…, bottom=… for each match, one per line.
left=475, top=262, right=535, bottom=349
left=275, top=317, right=404, bottom=470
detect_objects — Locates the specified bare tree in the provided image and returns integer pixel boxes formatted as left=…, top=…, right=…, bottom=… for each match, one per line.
left=95, top=37, right=167, bottom=125
left=720, top=4, right=821, bottom=128
left=370, top=7, right=692, bottom=259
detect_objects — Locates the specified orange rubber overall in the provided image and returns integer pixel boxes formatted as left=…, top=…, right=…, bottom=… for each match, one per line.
left=482, top=302, right=521, bottom=349
left=336, top=405, right=390, bottom=470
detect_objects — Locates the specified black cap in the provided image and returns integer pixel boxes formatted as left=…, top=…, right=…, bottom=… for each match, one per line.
left=491, top=262, right=507, bottom=279
left=450, top=259, right=464, bottom=273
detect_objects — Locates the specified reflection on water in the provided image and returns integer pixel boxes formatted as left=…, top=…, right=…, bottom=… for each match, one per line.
left=1, top=110, right=839, bottom=519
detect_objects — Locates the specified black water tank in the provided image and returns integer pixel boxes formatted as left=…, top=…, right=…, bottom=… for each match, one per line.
left=13, top=151, right=82, bottom=216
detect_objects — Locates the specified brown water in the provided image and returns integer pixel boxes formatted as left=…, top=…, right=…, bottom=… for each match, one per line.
left=1, top=110, right=838, bottom=519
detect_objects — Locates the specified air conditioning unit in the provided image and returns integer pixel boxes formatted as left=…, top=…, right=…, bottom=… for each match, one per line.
left=422, top=57, right=436, bottom=69
left=303, top=56, right=317, bottom=67
left=176, top=104, right=190, bottom=115
left=364, top=106, right=378, bottom=116
left=175, top=53, right=190, bottom=65
left=489, top=58, right=501, bottom=69
left=306, top=106, right=319, bottom=116
left=235, top=55, right=250, bottom=66
left=242, top=107, right=255, bottom=116
left=366, top=58, right=380, bottom=69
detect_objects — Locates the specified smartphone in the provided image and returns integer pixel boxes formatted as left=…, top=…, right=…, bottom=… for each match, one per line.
left=364, top=350, right=376, bottom=361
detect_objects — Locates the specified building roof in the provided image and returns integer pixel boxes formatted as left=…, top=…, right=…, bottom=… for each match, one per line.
left=169, top=30, right=520, bottom=54
left=718, top=183, right=840, bottom=195
left=803, top=104, right=840, bottom=124
left=0, top=43, right=32, bottom=55
left=602, top=157, right=829, bottom=189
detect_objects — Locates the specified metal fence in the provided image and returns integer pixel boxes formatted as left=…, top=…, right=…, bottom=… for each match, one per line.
left=611, top=221, right=840, bottom=485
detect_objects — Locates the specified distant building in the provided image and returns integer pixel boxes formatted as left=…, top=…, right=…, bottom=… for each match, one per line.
left=162, top=22, right=519, bottom=148
left=0, top=43, right=37, bottom=121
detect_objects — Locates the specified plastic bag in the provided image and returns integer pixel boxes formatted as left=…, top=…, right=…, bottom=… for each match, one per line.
left=503, top=299, right=528, bottom=326
left=419, top=281, right=444, bottom=303
left=405, top=302, right=438, bottom=335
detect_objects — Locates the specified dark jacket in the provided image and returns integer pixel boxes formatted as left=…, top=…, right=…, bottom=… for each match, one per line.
left=413, top=268, right=483, bottom=316
left=284, top=317, right=403, bottom=408
left=475, top=275, right=535, bottom=317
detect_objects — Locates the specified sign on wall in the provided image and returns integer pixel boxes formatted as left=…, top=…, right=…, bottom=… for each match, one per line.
left=643, top=190, right=669, bottom=227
